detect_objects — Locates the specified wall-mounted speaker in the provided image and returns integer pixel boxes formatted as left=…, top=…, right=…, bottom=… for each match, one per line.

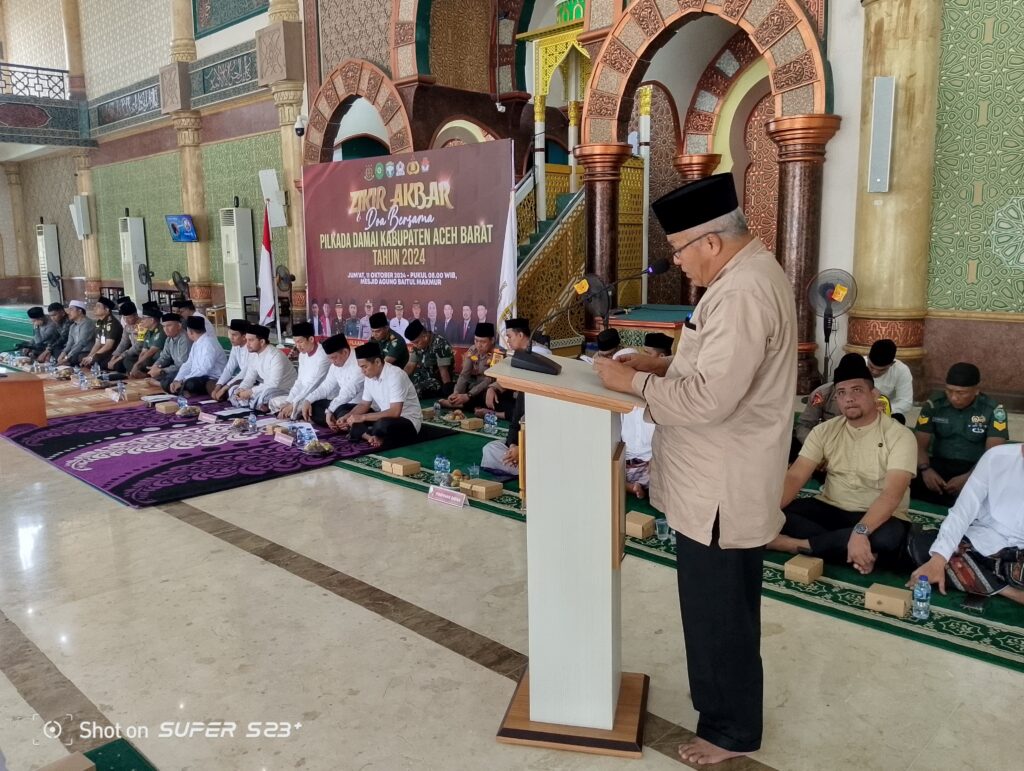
left=867, top=76, right=896, bottom=193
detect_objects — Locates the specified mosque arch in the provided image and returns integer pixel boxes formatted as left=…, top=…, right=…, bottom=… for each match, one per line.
left=303, top=59, right=414, bottom=164
left=581, top=0, right=829, bottom=145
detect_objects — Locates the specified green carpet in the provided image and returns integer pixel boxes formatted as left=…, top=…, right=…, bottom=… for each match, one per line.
left=84, top=738, right=157, bottom=770
left=335, top=431, right=1024, bottom=674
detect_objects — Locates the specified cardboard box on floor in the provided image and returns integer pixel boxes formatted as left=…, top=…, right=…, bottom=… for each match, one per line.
left=625, top=511, right=656, bottom=540
left=865, top=583, right=912, bottom=618
left=382, top=457, right=421, bottom=476
left=459, top=478, right=503, bottom=500
left=39, top=752, right=95, bottom=771
left=155, top=401, right=178, bottom=414
left=784, top=555, right=824, bottom=584
left=422, top=407, right=435, bottom=420
left=460, top=417, right=484, bottom=430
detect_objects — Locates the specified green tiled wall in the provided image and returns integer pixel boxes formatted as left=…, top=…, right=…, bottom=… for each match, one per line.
left=928, top=0, right=1024, bottom=312
left=201, top=132, right=288, bottom=285
left=92, top=152, right=185, bottom=283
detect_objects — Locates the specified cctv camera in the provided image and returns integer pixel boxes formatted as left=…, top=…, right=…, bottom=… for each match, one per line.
left=294, top=114, right=308, bottom=138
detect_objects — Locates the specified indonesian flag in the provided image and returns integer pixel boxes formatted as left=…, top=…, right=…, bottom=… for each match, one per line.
left=496, top=190, right=517, bottom=328
left=258, top=206, right=275, bottom=325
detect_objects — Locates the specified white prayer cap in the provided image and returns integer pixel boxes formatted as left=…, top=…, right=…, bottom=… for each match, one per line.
left=68, top=300, right=87, bottom=311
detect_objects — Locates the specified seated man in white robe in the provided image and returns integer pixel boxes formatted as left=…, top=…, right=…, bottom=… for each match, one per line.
left=211, top=319, right=251, bottom=401
left=229, top=324, right=297, bottom=411
left=337, top=343, right=423, bottom=450
left=300, top=333, right=365, bottom=428
left=169, top=316, right=227, bottom=397
left=908, top=443, right=1024, bottom=605
left=270, top=322, right=331, bottom=419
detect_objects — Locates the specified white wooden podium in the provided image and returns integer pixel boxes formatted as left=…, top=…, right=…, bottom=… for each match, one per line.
left=487, top=356, right=650, bottom=758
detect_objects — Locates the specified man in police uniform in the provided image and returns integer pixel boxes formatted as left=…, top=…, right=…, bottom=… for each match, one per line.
left=913, top=362, right=1008, bottom=506
left=367, top=311, right=409, bottom=368
left=80, top=297, right=124, bottom=370
left=403, top=318, right=454, bottom=397
left=596, top=174, right=796, bottom=765
left=791, top=381, right=842, bottom=461
left=444, top=322, right=496, bottom=410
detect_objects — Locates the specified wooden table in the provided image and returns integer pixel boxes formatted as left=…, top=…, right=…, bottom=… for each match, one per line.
left=0, top=370, right=47, bottom=431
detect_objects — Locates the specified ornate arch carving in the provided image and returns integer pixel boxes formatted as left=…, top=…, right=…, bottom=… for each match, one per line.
left=302, top=59, right=414, bottom=164
left=582, top=0, right=829, bottom=145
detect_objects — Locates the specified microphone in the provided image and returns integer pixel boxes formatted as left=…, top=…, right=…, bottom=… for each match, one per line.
left=509, top=259, right=672, bottom=376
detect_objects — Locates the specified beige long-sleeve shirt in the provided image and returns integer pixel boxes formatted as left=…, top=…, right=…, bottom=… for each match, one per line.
left=632, top=238, right=797, bottom=548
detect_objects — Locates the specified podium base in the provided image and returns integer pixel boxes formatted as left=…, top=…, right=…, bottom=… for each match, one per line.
left=496, top=671, right=650, bottom=758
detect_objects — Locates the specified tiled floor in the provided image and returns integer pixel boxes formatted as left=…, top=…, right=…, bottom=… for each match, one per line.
left=1, top=433, right=1022, bottom=770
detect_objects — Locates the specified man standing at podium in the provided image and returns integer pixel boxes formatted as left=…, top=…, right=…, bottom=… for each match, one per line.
left=596, top=174, right=796, bottom=765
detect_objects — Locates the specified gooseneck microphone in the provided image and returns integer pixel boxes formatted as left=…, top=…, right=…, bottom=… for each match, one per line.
left=509, top=258, right=672, bottom=376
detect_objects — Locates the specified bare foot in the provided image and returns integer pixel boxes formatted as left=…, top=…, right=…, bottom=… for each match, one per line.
left=999, top=586, right=1024, bottom=605
left=474, top=408, right=493, bottom=418
left=627, top=482, right=646, bottom=500
left=678, top=737, right=751, bottom=766
left=765, top=534, right=808, bottom=554
left=365, top=435, right=382, bottom=449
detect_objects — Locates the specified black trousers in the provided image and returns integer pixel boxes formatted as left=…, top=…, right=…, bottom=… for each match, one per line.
left=351, top=416, right=418, bottom=450
left=676, top=519, right=763, bottom=753
left=910, top=456, right=974, bottom=507
left=495, top=389, right=518, bottom=418
left=309, top=400, right=355, bottom=428
left=181, top=376, right=215, bottom=397
left=782, top=498, right=908, bottom=565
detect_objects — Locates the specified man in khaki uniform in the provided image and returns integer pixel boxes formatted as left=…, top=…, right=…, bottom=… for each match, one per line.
left=771, top=354, right=917, bottom=573
left=596, top=174, right=796, bottom=765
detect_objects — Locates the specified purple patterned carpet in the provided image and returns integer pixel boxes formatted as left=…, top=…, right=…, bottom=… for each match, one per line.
left=3, top=404, right=451, bottom=508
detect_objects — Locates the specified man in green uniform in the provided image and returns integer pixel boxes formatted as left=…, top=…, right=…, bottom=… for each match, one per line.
left=403, top=318, right=455, bottom=397
left=913, top=362, right=1009, bottom=506
left=127, top=304, right=167, bottom=379
left=368, top=311, right=409, bottom=368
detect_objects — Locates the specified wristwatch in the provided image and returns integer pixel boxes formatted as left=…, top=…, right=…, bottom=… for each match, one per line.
left=853, top=523, right=871, bottom=537
left=918, top=463, right=931, bottom=473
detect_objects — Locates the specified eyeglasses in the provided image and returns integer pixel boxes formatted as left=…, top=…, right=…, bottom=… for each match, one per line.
left=671, top=230, right=724, bottom=260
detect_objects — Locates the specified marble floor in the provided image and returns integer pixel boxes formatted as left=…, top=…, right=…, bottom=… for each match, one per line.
left=1, top=438, right=1022, bottom=771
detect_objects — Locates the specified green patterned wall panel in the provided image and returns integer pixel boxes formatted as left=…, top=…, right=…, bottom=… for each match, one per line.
left=92, top=153, right=185, bottom=283
left=200, top=132, right=287, bottom=285
left=928, top=0, right=1024, bottom=313
left=194, top=0, right=269, bottom=38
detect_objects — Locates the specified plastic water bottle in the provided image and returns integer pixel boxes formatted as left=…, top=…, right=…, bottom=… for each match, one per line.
left=77, top=370, right=87, bottom=390
left=483, top=411, right=498, bottom=435
left=247, top=411, right=258, bottom=434
left=176, top=396, right=188, bottom=410
left=92, top=362, right=101, bottom=378
left=912, top=576, right=932, bottom=620
left=117, top=381, right=126, bottom=400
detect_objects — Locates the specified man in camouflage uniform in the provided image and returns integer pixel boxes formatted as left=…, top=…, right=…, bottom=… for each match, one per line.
left=403, top=318, right=454, bottom=398
left=791, top=382, right=842, bottom=461
left=368, top=311, right=409, bottom=368
left=913, top=362, right=1009, bottom=506
left=443, top=322, right=496, bottom=411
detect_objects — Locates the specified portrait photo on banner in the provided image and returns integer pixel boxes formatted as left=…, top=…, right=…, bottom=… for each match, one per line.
left=303, top=140, right=514, bottom=345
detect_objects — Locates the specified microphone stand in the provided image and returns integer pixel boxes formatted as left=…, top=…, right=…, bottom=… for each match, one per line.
left=510, top=262, right=669, bottom=376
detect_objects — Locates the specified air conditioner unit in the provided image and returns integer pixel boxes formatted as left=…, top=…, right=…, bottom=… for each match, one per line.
left=36, top=223, right=61, bottom=306
left=219, top=208, right=256, bottom=322
left=118, top=216, right=149, bottom=301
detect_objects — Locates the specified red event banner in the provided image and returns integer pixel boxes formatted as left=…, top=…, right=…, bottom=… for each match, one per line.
left=303, top=140, right=513, bottom=345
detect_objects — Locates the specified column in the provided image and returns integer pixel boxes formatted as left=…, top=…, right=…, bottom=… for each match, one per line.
left=534, top=96, right=547, bottom=222
left=272, top=80, right=306, bottom=324
left=268, top=0, right=300, bottom=22
left=170, top=0, right=197, bottom=63
left=567, top=101, right=581, bottom=194
left=4, top=164, right=33, bottom=278
left=574, top=142, right=633, bottom=326
left=767, top=114, right=842, bottom=393
left=847, top=0, right=942, bottom=391
left=59, top=0, right=86, bottom=99
left=73, top=151, right=102, bottom=300
left=173, top=110, right=213, bottom=311
left=638, top=87, right=651, bottom=303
